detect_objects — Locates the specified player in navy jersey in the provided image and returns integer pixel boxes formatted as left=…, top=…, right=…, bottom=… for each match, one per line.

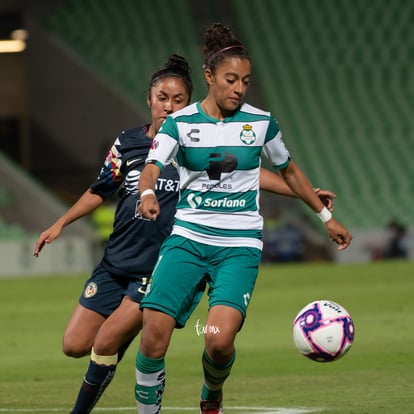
left=136, top=24, right=352, bottom=414
left=33, top=54, right=334, bottom=413
left=33, top=55, right=193, bottom=414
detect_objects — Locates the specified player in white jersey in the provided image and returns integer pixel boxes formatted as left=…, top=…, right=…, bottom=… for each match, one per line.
left=135, top=23, right=352, bottom=414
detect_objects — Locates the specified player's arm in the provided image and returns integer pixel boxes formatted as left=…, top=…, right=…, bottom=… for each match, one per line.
left=33, top=189, right=104, bottom=257
left=279, top=160, right=352, bottom=250
left=259, top=167, right=335, bottom=211
left=137, top=163, right=162, bottom=221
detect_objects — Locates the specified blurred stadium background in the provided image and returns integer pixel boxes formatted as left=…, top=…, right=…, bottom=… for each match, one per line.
left=1, top=0, right=413, bottom=276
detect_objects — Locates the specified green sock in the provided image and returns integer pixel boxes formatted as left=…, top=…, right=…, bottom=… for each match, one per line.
left=135, top=351, right=165, bottom=414
left=201, top=349, right=235, bottom=400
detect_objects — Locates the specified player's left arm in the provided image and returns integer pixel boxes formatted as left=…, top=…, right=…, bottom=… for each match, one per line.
left=278, top=160, right=352, bottom=250
left=259, top=167, right=336, bottom=211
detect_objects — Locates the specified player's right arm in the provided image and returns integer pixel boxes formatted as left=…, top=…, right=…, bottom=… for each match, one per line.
left=33, top=189, right=104, bottom=257
left=137, top=163, right=161, bottom=221
left=138, top=117, right=179, bottom=221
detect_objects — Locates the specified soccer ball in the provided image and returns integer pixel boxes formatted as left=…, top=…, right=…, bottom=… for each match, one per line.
left=292, top=300, right=354, bottom=362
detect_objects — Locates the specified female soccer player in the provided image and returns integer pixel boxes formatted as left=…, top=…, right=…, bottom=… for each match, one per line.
left=135, top=24, right=352, bottom=414
left=33, top=55, right=194, bottom=414
left=33, top=54, right=334, bottom=414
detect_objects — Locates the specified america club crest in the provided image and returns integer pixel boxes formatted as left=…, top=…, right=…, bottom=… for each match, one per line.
left=83, top=282, right=98, bottom=298
left=240, top=124, right=256, bottom=145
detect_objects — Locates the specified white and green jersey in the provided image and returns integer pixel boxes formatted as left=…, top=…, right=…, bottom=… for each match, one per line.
left=146, top=101, right=290, bottom=249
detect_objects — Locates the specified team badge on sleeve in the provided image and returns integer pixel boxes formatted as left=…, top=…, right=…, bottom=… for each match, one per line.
left=240, top=124, right=256, bottom=145
left=83, top=282, right=98, bottom=298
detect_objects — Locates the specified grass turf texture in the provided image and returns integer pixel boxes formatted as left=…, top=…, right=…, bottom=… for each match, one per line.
left=1, top=260, right=413, bottom=413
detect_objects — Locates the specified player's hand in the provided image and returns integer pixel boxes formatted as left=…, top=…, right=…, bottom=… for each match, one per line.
left=325, top=218, right=352, bottom=251
left=314, top=188, right=336, bottom=212
left=137, top=194, right=160, bottom=221
left=33, top=223, right=64, bottom=257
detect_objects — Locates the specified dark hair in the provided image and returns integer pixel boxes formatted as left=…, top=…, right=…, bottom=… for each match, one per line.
left=149, top=54, right=193, bottom=100
left=202, top=23, right=250, bottom=72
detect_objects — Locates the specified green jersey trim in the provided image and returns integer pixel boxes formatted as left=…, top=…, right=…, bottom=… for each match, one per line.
left=176, top=145, right=262, bottom=170
left=145, top=159, right=164, bottom=171
left=274, top=158, right=290, bottom=170
left=158, top=116, right=179, bottom=142
left=174, top=218, right=263, bottom=239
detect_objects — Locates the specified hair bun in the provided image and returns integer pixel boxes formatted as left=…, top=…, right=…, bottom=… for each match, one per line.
left=165, top=54, right=191, bottom=74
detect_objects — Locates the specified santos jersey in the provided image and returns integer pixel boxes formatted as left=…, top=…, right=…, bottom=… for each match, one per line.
left=90, top=125, right=179, bottom=277
left=146, top=102, right=291, bottom=250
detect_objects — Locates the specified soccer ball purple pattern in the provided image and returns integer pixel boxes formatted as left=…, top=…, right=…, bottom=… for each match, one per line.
left=292, top=300, right=354, bottom=362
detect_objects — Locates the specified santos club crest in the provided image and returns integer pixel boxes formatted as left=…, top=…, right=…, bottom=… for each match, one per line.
left=240, top=124, right=256, bottom=145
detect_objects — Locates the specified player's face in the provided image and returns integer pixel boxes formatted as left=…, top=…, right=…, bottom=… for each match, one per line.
left=148, top=77, right=190, bottom=133
left=206, top=57, right=251, bottom=116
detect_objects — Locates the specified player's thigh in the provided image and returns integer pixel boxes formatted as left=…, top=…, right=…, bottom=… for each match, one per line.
left=63, top=303, right=106, bottom=357
left=63, top=265, right=125, bottom=356
left=93, top=296, right=142, bottom=355
left=139, top=308, right=177, bottom=358
left=208, top=246, right=261, bottom=318
left=142, top=235, right=207, bottom=328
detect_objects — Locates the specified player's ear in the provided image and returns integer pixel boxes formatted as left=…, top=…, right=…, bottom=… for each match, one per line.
left=146, top=92, right=151, bottom=108
left=204, top=68, right=213, bottom=86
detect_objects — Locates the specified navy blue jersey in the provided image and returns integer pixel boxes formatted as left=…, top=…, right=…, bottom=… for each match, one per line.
left=90, top=125, right=179, bottom=277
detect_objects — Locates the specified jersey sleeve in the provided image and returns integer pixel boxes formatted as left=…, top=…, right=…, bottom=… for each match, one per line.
left=89, top=136, right=124, bottom=199
left=262, top=116, right=291, bottom=170
left=145, top=116, right=179, bottom=170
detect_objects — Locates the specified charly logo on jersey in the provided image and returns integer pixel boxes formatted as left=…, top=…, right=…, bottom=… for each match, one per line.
left=240, top=124, right=256, bottom=145
left=83, top=282, right=98, bottom=298
left=187, top=128, right=200, bottom=142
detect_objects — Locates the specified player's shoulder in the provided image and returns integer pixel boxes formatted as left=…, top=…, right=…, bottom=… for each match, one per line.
left=114, top=125, right=152, bottom=151
left=169, top=102, right=199, bottom=119
left=239, top=102, right=271, bottom=118
left=118, top=124, right=150, bottom=141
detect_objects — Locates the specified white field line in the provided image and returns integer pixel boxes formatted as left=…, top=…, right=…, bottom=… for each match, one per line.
left=0, top=406, right=320, bottom=413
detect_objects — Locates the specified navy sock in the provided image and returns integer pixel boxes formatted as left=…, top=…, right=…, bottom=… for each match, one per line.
left=70, top=360, right=116, bottom=414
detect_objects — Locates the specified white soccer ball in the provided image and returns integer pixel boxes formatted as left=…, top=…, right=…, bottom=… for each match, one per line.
left=292, top=300, right=355, bottom=362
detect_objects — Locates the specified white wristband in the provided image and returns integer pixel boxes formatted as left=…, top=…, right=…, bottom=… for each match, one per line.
left=140, top=189, right=155, bottom=198
left=316, top=207, right=332, bottom=223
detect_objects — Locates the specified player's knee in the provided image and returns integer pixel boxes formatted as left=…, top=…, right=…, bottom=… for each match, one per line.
left=205, top=335, right=234, bottom=363
left=62, top=335, right=91, bottom=358
left=140, top=327, right=169, bottom=358
left=93, top=337, right=118, bottom=356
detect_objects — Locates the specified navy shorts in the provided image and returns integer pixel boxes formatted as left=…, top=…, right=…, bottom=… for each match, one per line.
left=79, top=263, right=150, bottom=316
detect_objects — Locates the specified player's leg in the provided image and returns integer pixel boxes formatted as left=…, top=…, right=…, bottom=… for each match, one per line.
left=63, top=265, right=124, bottom=357
left=68, top=266, right=126, bottom=414
left=71, top=296, right=143, bottom=414
left=200, top=305, right=241, bottom=413
left=63, top=304, right=106, bottom=358
left=93, top=295, right=142, bottom=356
left=135, top=309, right=176, bottom=414
left=135, top=235, right=208, bottom=414
left=200, top=246, right=261, bottom=413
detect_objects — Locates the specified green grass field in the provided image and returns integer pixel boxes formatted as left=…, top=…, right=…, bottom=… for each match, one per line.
left=1, top=260, right=414, bottom=413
